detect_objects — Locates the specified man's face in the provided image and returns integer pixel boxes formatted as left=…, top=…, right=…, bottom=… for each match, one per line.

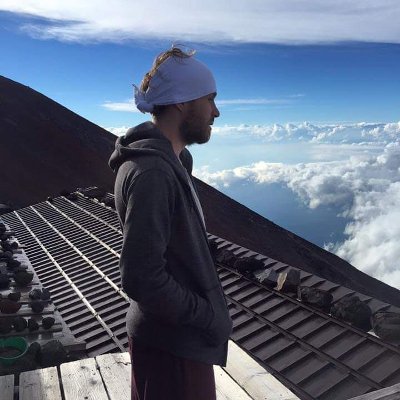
left=179, top=93, right=220, bottom=145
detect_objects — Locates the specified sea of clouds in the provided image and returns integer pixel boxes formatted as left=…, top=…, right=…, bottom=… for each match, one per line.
left=107, top=122, right=400, bottom=288
left=192, top=122, right=400, bottom=289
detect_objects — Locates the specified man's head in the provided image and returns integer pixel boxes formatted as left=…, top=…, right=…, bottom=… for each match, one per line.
left=135, top=46, right=220, bottom=145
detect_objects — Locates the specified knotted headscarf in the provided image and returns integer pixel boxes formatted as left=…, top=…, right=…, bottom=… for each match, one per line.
left=134, top=55, right=216, bottom=113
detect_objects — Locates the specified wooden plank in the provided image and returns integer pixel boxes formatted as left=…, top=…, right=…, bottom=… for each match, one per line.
left=348, top=383, right=400, bottom=400
left=60, top=357, right=109, bottom=400
left=0, top=374, right=14, bottom=400
left=19, top=366, right=62, bottom=400
left=224, top=341, right=299, bottom=400
left=95, top=352, right=131, bottom=400
left=214, top=366, right=253, bottom=400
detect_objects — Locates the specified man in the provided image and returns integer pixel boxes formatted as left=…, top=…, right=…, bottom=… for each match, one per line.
left=109, top=47, right=233, bottom=400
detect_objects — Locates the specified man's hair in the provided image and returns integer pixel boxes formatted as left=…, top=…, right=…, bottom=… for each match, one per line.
left=140, top=46, right=195, bottom=117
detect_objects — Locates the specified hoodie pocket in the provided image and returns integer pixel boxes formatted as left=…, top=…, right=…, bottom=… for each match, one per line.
left=203, top=285, right=233, bottom=346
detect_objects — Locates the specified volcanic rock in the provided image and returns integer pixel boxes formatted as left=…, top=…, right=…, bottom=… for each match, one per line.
left=8, top=291, right=21, bottom=302
left=372, top=312, right=400, bottom=343
left=0, top=318, right=13, bottom=334
left=256, top=269, right=278, bottom=288
left=0, top=299, right=22, bottom=314
left=31, top=301, right=45, bottom=313
left=41, top=288, right=51, bottom=300
left=29, top=289, right=42, bottom=300
left=234, top=257, right=265, bottom=274
left=12, top=316, right=27, bottom=332
left=0, top=273, right=10, bottom=289
left=28, top=318, right=39, bottom=332
left=276, top=269, right=301, bottom=293
left=208, top=240, right=220, bottom=261
left=299, top=287, right=333, bottom=312
left=216, top=250, right=237, bottom=268
left=330, top=295, right=372, bottom=331
left=6, top=258, right=21, bottom=270
left=42, top=317, right=55, bottom=330
left=14, top=271, right=34, bottom=286
left=38, top=340, right=68, bottom=368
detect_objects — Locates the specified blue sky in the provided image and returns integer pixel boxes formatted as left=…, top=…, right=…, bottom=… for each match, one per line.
left=1, top=1, right=400, bottom=288
left=1, top=9, right=400, bottom=128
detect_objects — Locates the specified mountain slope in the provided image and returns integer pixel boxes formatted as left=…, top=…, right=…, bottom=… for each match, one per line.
left=0, top=76, right=115, bottom=208
left=1, top=74, right=399, bottom=307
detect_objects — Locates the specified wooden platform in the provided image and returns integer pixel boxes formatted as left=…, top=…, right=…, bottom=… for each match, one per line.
left=0, top=353, right=249, bottom=400
left=0, top=341, right=299, bottom=400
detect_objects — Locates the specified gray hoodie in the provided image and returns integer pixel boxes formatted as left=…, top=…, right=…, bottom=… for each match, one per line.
left=109, top=122, right=232, bottom=366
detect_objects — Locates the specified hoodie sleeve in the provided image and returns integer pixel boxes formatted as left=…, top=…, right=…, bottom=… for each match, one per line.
left=119, top=168, right=214, bottom=330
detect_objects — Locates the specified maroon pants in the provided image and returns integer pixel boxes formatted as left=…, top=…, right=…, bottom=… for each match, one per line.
left=128, top=337, right=216, bottom=400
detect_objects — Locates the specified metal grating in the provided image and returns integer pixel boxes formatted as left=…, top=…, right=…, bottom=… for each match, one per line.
left=218, top=265, right=400, bottom=399
left=209, top=234, right=400, bottom=315
left=2, top=196, right=127, bottom=356
left=2, top=192, right=400, bottom=399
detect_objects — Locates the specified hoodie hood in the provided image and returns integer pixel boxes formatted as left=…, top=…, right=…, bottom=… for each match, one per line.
left=109, top=121, right=193, bottom=184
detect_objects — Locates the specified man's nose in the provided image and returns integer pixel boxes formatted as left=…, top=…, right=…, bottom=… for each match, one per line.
left=213, top=103, right=220, bottom=118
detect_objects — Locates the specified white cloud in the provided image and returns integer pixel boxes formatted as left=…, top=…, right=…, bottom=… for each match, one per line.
left=102, top=100, right=140, bottom=113
left=102, top=96, right=298, bottom=114
left=1, top=1, right=400, bottom=44
left=212, top=121, right=400, bottom=145
left=194, top=141, right=400, bottom=289
left=104, top=126, right=130, bottom=136
left=217, top=98, right=291, bottom=106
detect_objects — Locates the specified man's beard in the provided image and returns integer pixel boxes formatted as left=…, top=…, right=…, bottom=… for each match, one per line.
left=179, top=108, right=211, bottom=146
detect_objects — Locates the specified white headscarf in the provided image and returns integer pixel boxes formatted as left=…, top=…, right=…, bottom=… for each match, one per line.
left=134, top=55, right=216, bottom=113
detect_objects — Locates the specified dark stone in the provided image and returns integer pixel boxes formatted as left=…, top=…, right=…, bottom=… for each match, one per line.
left=256, top=268, right=278, bottom=288
left=216, top=250, right=237, bottom=267
left=234, top=257, right=265, bottom=274
left=29, top=289, right=42, bottom=300
left=27, top=342, right=41, bottom=360
left=8, top=291, right=21, bottom=301
left=14, top=270, right=34, bottom=286
left=41, top=288, right=51, bottom=300
left=372, top=312, right=400, bottom=343
left=28, top=318, right=40, bottom=332
left=0, top=299, right=22, bottom=314
left=1, top=240, right=18, bottom=251
left=46, top=197, right=53, bottom=203
left=13, top=266, right=29, bottom=274
left=66, top=192, right=78, bottom=201
left=208, top=240, right=220, bottom=261
left=38, top=340, right=68, bottom=368
left=78, top=187, right=106, bottom=199
left=101, top=196, right=115, bottom=208
left=12, top=316, right=27, bottom=332
left=6, top=258, right=21, bottom=270
left=276, top=269, right=301, bottom=293
left=299, top=287, right=333, bottom=311
left=0, top=272, right=10, bottom=289
left=31, top=301, right=45, bottom=313
left=0, top=318, right=12, bottom=334
left=1, top=251, right=13, bottom=261
left=42, top=317, right=55, bottom=330
left=330, top=295, right=372, bottom=331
